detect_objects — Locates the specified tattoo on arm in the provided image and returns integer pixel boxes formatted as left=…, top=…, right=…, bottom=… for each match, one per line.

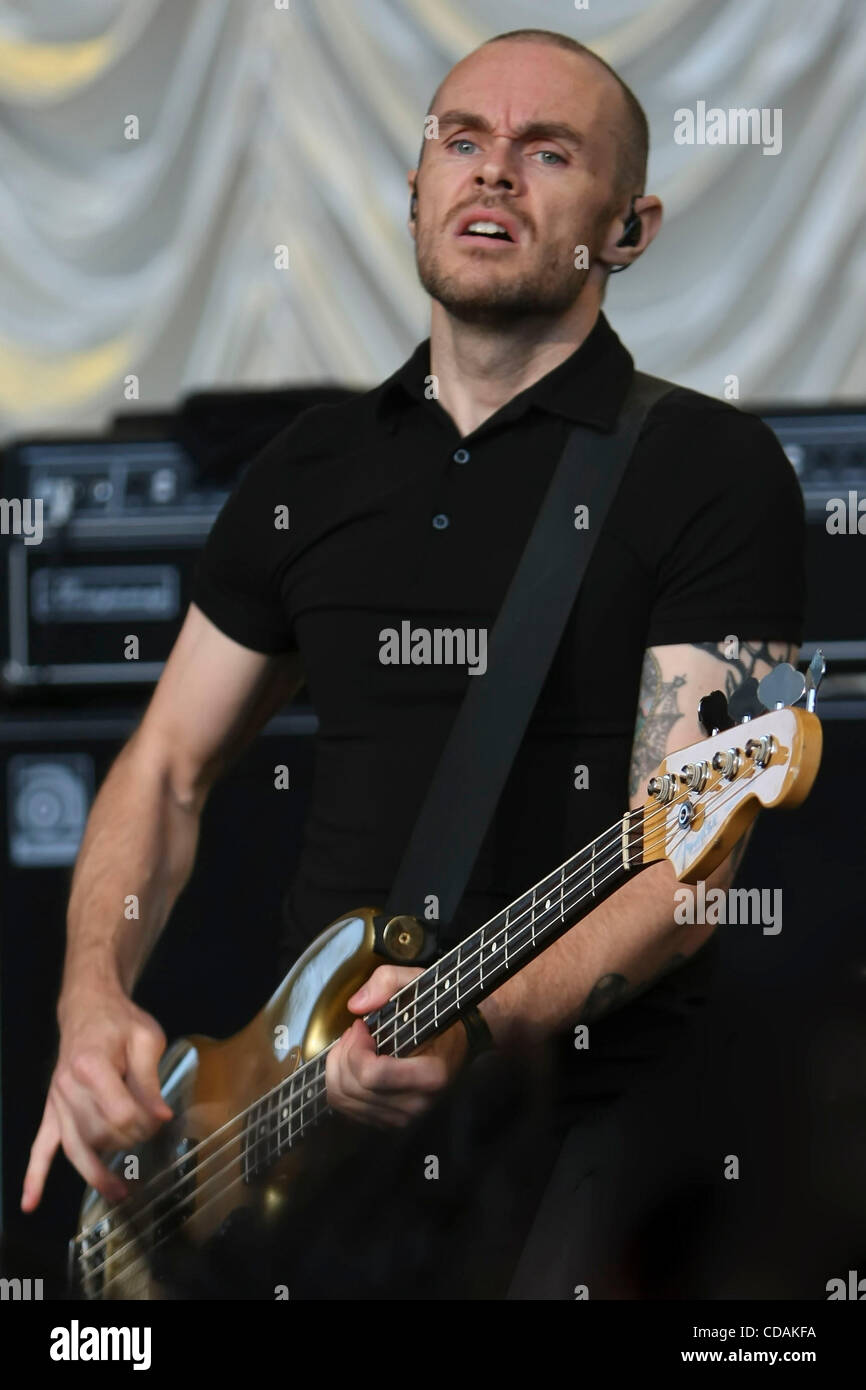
left=578, top=952, right=690, bottom=1027
left=629, top=641, right=796, bottom=798
left=629, top=650, right=687, bottom=796
left=689, top=640, right=796, bottom=700
left=579, top=972, right=629, bottom=1023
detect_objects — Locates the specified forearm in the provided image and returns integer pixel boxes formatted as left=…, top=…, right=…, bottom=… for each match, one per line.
left=479, top=855, right=735, bottom=1045
left=59, top=731, right=203, bottom=1014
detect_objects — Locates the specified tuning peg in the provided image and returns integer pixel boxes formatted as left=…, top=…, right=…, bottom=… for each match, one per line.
left=698, top=690, right=732, bottom=737
left=805, top=649, right=826, bottom=712
left=728, top=676, right=767, bottom=724
left=757, top=663, right=806, bottom=711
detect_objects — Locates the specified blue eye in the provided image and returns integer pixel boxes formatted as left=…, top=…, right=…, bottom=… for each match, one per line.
left=445, top=138, right=565, bottom=165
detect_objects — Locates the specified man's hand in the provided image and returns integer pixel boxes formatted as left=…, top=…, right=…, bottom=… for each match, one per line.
left=325, top=965, right=469, bottom=1127
left=21, top=985, right=173, bottom=1212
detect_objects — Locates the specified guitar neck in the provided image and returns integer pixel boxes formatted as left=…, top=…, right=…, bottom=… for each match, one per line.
left=262, top=808, right=644, bottom=1168
left=369, top=807, right=645, bottom=1057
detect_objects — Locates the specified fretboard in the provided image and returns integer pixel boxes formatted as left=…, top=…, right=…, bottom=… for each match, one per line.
left=369, top=809, right=643, bottom=1057
left=244, top=809, right=643, bottom=1178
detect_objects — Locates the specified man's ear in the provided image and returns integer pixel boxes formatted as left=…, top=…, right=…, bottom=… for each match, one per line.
left=408, top=178, right=418, bottom=241
left=600, top=194, right=663, bottom=274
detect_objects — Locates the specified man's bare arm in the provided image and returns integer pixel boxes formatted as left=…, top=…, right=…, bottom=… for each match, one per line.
left=328, top=638, right=798, bottom=1122
left=22, top=603, right=304, bottom=1208
left=61, top=604, right=303, bottom=1000
left=479, top=639, right=796, bottom=1043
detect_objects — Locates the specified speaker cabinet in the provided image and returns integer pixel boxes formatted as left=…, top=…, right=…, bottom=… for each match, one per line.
left=0, top=703, right=315, bottom=1286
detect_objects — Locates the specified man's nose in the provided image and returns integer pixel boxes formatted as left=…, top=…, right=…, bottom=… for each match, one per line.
left=474, top=138, right=521, bottom=190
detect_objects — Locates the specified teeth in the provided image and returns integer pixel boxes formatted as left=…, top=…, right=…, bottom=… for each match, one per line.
left=465, top=220, right=511, bottom=238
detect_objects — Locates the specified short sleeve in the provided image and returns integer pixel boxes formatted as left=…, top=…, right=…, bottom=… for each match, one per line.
left=190, top=432, right=295, bottom=655
left=644, top=406, right=806, bottom=647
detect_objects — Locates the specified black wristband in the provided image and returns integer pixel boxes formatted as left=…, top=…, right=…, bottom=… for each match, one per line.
left=460, top=1003, right=495, bottom=1058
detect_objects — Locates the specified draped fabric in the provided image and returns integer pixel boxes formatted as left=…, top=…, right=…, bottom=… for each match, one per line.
left=0, top=0, right=864, bottom=437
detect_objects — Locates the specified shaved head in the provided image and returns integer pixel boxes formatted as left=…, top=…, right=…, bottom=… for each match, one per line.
left=421, top=29, right=648, bottom=206
left=408, top=30, right=657, bottom=326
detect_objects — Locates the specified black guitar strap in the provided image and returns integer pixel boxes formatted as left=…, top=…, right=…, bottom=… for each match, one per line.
left=381, top=369, right=677, bottom=950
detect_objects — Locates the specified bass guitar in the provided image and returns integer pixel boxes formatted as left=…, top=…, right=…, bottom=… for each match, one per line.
left=69, top=659, right=824, bottom=1298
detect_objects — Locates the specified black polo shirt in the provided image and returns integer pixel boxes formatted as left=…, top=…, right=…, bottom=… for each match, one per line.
left=190, top=310, right=805, bottom=1098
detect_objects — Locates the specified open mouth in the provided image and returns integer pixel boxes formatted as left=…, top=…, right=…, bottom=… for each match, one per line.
left=461, top=221, right=513, bottom=242
left=456, top=216, right=518, bottom=244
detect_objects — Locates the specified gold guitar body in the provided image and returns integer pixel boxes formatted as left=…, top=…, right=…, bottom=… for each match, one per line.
left=70, top=697, right=825, bottom=1300
left=74, top=908, right=386, bottom=1300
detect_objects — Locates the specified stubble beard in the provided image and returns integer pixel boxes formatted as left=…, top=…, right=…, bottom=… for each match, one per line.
left=415, top=229, right=588, bottom=326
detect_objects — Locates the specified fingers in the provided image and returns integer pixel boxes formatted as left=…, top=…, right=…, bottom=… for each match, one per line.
left=337, top=1092, right=430, bottom=1129
left=347, top=964, right=424, bottom=1014
left=21, top=1102, right=61, bottom=1211
left=65, top=1051, right=163, bottom=1147
left=21, top=988, right=176, bottom=1216
left=22, top=1006, right=173, bottom=1212
left=52, top=1091, right=128, bottom=1203
left=345, top=1021, right=447, bottom=1093
left=326, top=1018, right=447, bottom=1127
left=21, top=1092, right=127, bottom=1211
left=125, top=1023, right=173, bottom=1121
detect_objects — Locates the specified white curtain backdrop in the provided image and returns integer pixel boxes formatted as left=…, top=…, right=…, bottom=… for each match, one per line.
left=1, top=0, right=864, bottom=437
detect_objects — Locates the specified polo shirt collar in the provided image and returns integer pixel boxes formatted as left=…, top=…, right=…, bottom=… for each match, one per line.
left=373, top=310, right=634, bottom=433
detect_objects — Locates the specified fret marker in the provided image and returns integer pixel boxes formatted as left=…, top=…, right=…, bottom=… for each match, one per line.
left=403, top=1011, right=409, bottom=1023
left=305, top=1088, right=311, bottom=1100
left=281, top=1107, right=288, bottom=1120
left=445, top=978, right=450, bottom=989
left=545, top=898, right=550, bottom=910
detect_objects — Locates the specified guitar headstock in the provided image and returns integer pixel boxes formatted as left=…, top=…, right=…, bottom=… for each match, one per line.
left=641, top=655, right=825, bottom=883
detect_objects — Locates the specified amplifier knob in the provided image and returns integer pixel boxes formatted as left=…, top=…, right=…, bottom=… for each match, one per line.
left=151, top=467, right=177, bottom=504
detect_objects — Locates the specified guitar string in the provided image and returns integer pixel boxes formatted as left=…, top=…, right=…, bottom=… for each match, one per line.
left=75, top=763, right=752, bottom=1289
left=83, top=768, right=758, bottom=1298
left=75, top=766, right=757, bottom=1287
left=74, top=764, right=753, bottom=1283
left=87, top=766, right=749, bottom=1300
left=75, top=813, right=636, bottom=1259
left=341, top=768, right=732, bottom=1058
left=90, top=835, right=675, bottom=1298
left=77, top=802, right=675, bottom=1286
left=75, top=796, right=674, bottom=1265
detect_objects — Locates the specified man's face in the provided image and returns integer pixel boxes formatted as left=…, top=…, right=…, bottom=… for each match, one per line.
left=412, top=43, right=626, bottom=325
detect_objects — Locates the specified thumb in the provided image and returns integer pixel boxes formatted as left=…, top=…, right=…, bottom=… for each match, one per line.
left=345, top=1017, right=376, bottom=1053
left=126, top=1033, right=173, bottom=1119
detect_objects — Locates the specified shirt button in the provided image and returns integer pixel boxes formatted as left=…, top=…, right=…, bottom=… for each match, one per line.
left=432, top=513, right=450, bottom=530
left=453, top=448, right=470, bottom=464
